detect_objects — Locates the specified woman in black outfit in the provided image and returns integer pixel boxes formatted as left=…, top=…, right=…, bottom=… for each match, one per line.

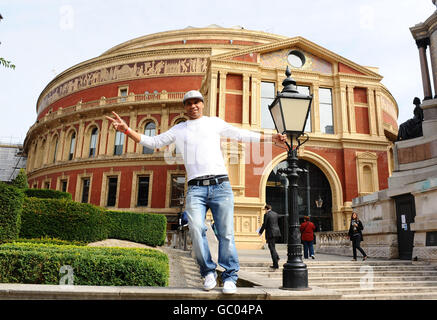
left=348, top=212, right=368, bottom=261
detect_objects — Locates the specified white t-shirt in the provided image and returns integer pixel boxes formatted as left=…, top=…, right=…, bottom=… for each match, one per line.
left=139, top=116, right=261, bottom=181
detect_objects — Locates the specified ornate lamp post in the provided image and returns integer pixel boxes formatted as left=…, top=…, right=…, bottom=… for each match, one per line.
left=269, top=66, right=312, bottom=290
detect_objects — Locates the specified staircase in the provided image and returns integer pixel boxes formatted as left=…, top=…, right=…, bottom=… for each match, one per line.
left=239, top=260, right=437, bottom=299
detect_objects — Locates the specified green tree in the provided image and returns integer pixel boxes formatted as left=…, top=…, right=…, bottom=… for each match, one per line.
left=11, top=168, right=29, bottom=189
left=0, top=13, right=15, bottom=70
left=0, top=57, right=15, bottom=69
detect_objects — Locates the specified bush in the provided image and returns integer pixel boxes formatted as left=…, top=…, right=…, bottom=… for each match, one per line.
left=12, top=237, right=87, bottom=246
left=0, top=242, right=169, bottom=286
left=0, top=182, right=25, bottom=242
left=24, top=188, right=72, bottom=200
left=20, top=198, right=109, bottom=242
left=11, top=169, right=28, bottom=189
left=106, top=210, right=167, bottom=247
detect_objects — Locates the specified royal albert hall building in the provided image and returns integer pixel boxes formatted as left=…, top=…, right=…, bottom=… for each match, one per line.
left=23, top=26, right=399, bottom=249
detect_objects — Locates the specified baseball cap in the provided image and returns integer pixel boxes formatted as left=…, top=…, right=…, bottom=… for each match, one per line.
left=183, top=90, right=204, bottom=104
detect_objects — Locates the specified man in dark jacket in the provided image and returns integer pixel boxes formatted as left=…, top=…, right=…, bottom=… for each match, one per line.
left=258, top=204, right=282, bottom=269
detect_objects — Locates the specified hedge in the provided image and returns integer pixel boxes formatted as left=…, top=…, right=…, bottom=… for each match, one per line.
left=0, top=242, right=169, bottom=286
left=13, top=237, right=87, bottom=246
left=106, top=210, right=167, bottom=247
left=0, top=182, right=25, bottom=242
left=24, top=188, right=72, bottom=200
left=20, top=198, right=109, bottom=242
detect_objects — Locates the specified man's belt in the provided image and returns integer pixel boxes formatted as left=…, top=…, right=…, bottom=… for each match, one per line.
left=188, top=175, right=229, bottom=186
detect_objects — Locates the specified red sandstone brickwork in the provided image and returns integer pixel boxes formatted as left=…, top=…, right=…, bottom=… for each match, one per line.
left=339, top=62, right=365, bottom=75
left=355, top=106, right=370, bottom=134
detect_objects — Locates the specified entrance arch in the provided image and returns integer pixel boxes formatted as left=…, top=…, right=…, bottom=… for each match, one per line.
left=259, top=150, right=344, bottom=239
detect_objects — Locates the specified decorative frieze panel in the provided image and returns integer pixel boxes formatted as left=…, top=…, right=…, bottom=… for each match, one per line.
left=38, top=58, right=208, bottom=115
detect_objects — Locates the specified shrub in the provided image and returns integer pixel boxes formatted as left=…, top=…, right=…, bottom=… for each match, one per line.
left=11, top=169, right=28, bottom=189
left=20, top=198, right=109, bottom=242
left=24, top=188, right=72, bottom=200
left=106, top=210, right=167, bottom=247
left=0, top=182, right=25, bottom=242
left=12, top=237, right=87, bottom=246
left=0, top=242, right=169, bottom=286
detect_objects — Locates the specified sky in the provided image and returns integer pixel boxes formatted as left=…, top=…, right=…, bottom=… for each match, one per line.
left=0, top=0, right=436, bottom=144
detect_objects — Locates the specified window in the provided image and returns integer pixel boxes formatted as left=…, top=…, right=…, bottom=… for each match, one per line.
left=106, top=177, right=118, bottom=207
left=119, top=88, right=128, bottom=102
left=297, top=85, right=311, bottom=132
left=170, top=174, right=186, bottom=207
left=61, top=180, right=68, bottom=193
left=319, top=88, right=334, bottom=134
left=89, top=127, right=98, bottom=157
left=114, top=131, right=124, bottom=155
left=143, top=122, right=156, bottom=154
left=137, top=176, right=150, bottom=206
left=81, top=178, right=90, bottom=203
left=69, top=132, right=76, bottom=160
left=44, top=181, right=50, bottom=189
left=260, top=81, right=276, bottom=129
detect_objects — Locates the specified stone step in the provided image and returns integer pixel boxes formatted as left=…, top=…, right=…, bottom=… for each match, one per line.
left=240, top=265, right=437, bottom=272
left=309, top=275, right=437, bottom=283
left=333, top=286, right=437, bottom=295
left=240, top=260, right=430, bottom=267
left=341, top=292, right=437, bottom=300
left=310, top=280, right=437, bottom=288
left=240, top=270, right=437, bottom=279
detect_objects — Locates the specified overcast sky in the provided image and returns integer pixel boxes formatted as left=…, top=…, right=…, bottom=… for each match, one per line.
left=0, top=0, right=436, bottom=144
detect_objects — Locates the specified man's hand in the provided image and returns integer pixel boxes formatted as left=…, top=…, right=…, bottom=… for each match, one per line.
left=272, top=133, right=287, bottom=147
left=105, top=111, right=128, bottom=132
left=105, top=111, right=141, bottom=143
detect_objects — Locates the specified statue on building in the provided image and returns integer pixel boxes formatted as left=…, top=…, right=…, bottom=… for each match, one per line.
left=397, top=97, right=424, bottom=141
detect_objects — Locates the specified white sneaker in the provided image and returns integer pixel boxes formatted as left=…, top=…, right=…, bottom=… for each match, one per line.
left=203, top=272, right=217, bottom=291
left=222, top=281, right=237, bottom=294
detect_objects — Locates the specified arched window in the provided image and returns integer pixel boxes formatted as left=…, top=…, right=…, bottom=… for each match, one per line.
left=143, top=122, right=156, bottom=154
left=89, top=127, right=98, bottom=157
left=114, top=131, right=124, bottom=155
left=69, top=132, right=76, bottom=160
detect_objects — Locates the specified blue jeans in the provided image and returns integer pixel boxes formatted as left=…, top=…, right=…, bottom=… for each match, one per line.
left=302, top=241, right=314, bottom=259
left=185, top=181, right=239, bottom=283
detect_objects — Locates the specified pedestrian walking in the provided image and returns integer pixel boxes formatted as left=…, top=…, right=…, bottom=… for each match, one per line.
left=348, top=212, right=368, bottom=261
left=258, top=204, right=282, bottom=269
left=105, top=90, right=287, bottom=294
left=300, top=216, right=316, bottom=259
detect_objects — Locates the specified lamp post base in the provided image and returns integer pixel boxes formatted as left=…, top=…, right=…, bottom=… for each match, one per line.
left=281, top=262, right=311, bottom=290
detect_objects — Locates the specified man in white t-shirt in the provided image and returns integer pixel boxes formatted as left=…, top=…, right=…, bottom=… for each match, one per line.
left=106, top=90, right=286, bottom=294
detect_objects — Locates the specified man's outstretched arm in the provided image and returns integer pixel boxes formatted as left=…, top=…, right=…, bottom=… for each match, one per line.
left=105, top=111, right=141, bottom=143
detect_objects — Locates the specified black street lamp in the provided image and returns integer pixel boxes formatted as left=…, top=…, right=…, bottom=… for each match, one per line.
left=269, top=66, right=312, bottom=290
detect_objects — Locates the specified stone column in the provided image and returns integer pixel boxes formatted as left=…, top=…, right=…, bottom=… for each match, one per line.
left=218, top=71, right=227, bottom=120
left=367, top=88, right=377, bottom=136
left=75, top=120, right=85, bottom=158
left=347, top=85, right=356, bottom=133
left=374, top=91, right=385, bottom=136
left=242, top=74, right=250, bottom=127
left=416, top=38, right=433, bottom=100
left=251, top=77, right=260, bottom=127
left=208, top=72, right=218, bottom=117
left=127, top=109, right=137, bottom=153
left=312, top=83, right=321, bottom=133
left=98, top=117, right=108, bottom=157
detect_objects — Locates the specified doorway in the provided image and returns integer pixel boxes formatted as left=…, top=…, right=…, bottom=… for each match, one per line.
left=266, top=159, right=333, bottom=243
left=393, top=194, right=416, bottom=260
